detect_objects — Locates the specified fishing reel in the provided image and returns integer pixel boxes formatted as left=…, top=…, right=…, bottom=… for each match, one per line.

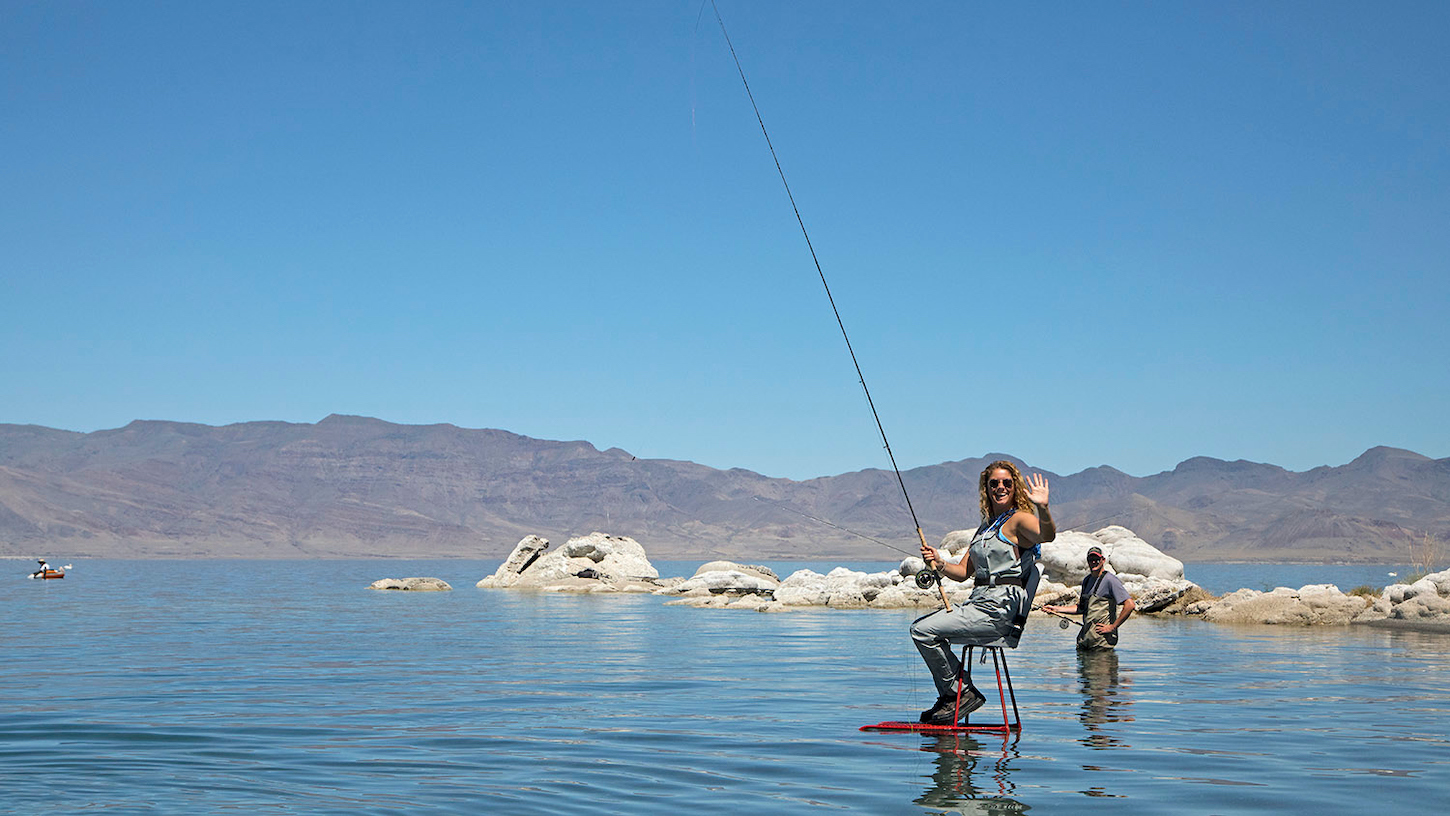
left=1059, top=618, right=1072, bottom=629
left=914, top=569, right=942, bottom=589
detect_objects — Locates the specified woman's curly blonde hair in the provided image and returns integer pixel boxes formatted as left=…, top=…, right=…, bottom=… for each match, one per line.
left=978, top=460, right=1036, bottom=520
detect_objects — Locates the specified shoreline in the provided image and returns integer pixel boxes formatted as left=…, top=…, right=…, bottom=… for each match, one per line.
left=465, top=532, right=1450, bottom=629
left=0, top=552, right=1423, bottom=566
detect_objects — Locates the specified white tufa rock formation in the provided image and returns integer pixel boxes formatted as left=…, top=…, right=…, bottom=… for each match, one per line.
left=660, top=561, right=781, bottom=598
left=1039, top=526, right=1185, bottom=585
left=368, top=577, right=452, bottom=591
left=1356, top=568, right=1450, bottom=631
left=477, top=532, right=669, bottom=593
left=1203, top=584, right=1371, bottom=625
left=663, top=527, right=1195, bottom=613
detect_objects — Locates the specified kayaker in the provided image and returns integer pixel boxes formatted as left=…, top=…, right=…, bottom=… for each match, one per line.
left=31, top=558, right=51, bottom=578
left=1044, top=547, right=1135, bottom=650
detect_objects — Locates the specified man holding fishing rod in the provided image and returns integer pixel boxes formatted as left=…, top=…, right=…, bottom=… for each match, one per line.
left=911, top=461, right=1055, bottom=725
left=1044, top=547, right=1135, bottom=650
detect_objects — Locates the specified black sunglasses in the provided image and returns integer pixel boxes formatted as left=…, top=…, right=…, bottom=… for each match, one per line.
left=988, top=478, right=1013, bottom=489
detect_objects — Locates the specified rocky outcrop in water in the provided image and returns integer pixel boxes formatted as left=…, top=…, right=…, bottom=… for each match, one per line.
left=1039, top=527, right=1185, bottom=584
left=1155, top=568, right=1450, bottom=631
left=368, top=577, right=452, bottom=591
left=1032, top=527, right=1196, bottom=612
left=1355, top=568, right=1450, bottom=632
left=664, top=561, right=781, bottom=597
left=659, top=549, right=1184, bottom=614
left=663, top=564, right=947, bottom=611
left=469, top=528, right=1450, bottom=632
left=1122, top=576, right=1198, bottom=613
left=493, top=534, right=550, bottom=579
left=476, top=532, right=676, bottom=593
left=1202, top=584, right=1371, bottom=625
left=652, top=526, right=1197, bottom=613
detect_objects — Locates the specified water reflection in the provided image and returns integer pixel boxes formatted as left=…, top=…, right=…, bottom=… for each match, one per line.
left=913, top=733, right=1029, bottom=814
left=1076, top=649, right=1132, bottom=749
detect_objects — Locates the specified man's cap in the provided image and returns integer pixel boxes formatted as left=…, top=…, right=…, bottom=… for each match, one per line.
left=1086, top=547, right=1104, bottom=558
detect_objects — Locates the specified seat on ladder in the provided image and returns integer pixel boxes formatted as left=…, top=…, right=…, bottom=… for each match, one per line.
left=858, top=561, right=1042, bottom=735
left=951, top=560, right=1042, bottom=734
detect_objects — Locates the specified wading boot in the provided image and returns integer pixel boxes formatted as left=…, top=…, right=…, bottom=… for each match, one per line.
left=919, top=695, right=958, bottom=724
left=957, top=686, right=986, bottom=720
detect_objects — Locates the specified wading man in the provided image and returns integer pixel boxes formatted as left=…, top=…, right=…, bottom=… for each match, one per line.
left=1044, top=546, right=1134, bottom=650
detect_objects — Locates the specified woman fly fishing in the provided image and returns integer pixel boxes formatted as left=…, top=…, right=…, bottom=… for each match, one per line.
left=911, top=462, right=1055, bottom=725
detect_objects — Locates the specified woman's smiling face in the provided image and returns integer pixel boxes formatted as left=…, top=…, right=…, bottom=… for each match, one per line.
left=987, top=468, right=1015, bottom=510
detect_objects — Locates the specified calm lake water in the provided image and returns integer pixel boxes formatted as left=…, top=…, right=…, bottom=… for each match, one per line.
left=4, top=559, right=1446, bottom=814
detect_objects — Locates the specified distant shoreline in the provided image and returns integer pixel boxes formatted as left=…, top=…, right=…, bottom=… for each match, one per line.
left=3, top=417, right=1443, bottom=564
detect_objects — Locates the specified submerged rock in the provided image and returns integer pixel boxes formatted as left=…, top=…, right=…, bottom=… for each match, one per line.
left=368, top=577, right=452, bottom=591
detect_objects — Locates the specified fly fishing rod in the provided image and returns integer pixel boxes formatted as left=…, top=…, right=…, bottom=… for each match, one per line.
left=709, top=1, right=952, bottom=611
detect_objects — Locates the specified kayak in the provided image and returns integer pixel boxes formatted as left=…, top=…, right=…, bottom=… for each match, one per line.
left=33, top=569, right=65, bottom=580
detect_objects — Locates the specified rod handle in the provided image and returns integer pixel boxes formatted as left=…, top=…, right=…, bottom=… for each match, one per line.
left=918, top=527, right=951, bottom=612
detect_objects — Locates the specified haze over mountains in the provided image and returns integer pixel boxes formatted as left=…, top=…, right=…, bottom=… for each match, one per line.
left=1, top=415, right=1445, bottom=562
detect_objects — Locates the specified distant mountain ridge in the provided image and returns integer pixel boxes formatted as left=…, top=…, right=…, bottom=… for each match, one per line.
left=1, top=415, right=1445, bottom=562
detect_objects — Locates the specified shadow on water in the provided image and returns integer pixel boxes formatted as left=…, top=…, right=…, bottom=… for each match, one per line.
left=913, top=733, right=1029, bottom=814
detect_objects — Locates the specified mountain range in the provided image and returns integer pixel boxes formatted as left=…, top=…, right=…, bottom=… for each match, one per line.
left=1, top=414, right=1445, bottom=562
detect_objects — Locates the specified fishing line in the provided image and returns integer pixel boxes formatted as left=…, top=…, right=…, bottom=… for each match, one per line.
left=689, top=1, right=712, bottom=150
left=1058, top=513, right=1128, bottom=536
left=752, top=496, right=918, bottom=558
left=708, top=1, right=946, bottom=607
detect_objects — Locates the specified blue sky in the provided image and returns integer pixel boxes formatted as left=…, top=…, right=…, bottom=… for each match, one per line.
left=4, top=1, right=1446, bottom=480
